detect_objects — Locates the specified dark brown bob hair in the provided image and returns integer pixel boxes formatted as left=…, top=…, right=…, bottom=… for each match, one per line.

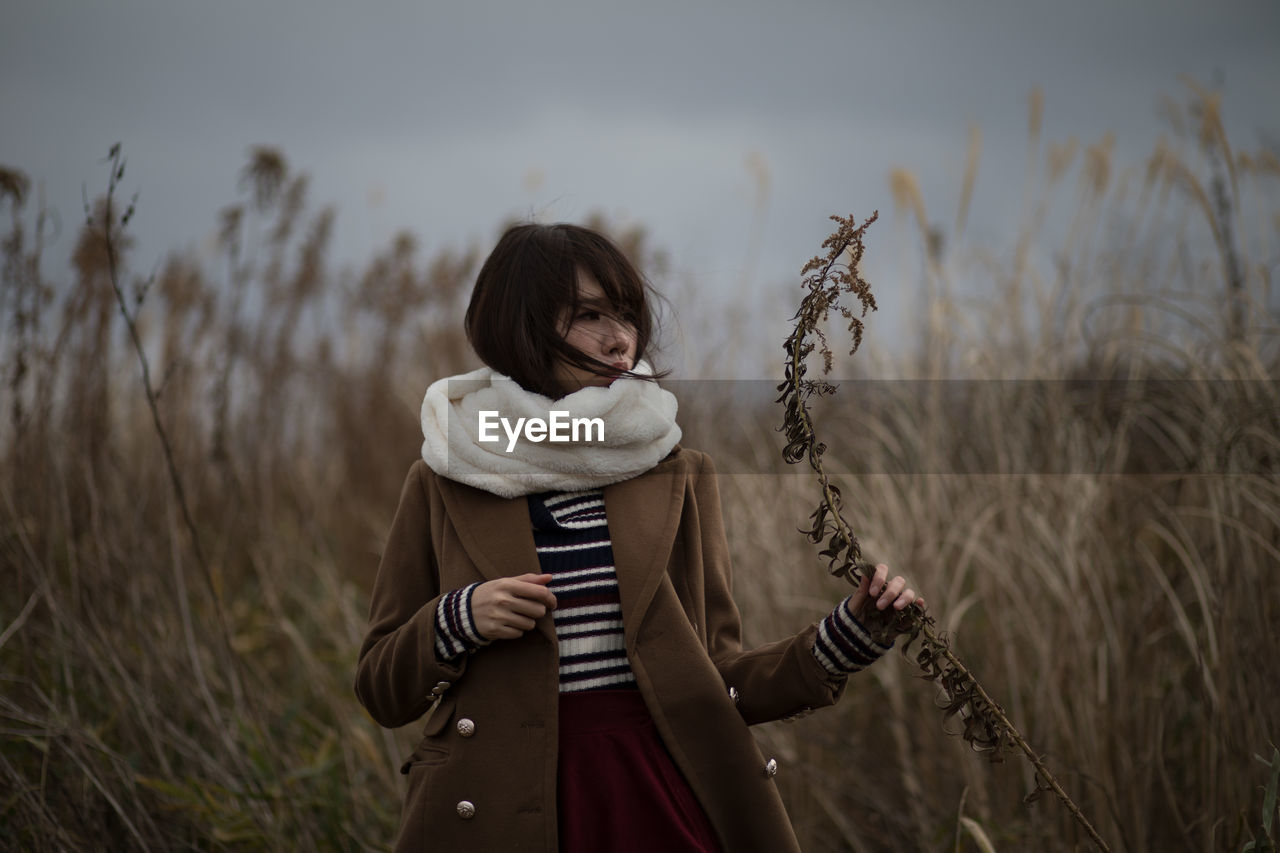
left=464, top=222, right=665, bottom=398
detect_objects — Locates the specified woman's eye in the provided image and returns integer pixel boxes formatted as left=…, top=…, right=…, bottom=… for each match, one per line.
left=578, top=311, right=601, bottom=321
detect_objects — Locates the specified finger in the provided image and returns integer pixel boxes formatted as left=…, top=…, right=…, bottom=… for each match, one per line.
left=892, top=587, right=917, bottom=610
left=502, top=596, right=550, bottom=620
left=478, top=610, right=534, bottom=638
left=877, top=575, right=905, bottom=610
left=870, top=563, right=889, bottom=597
left=504, top=573, right=555, bottom=601
left=505, top=576, right=558, bottom=609
left=501, top=613, right=537, bottom=633
left=511, top=583, right=558, bottom=610
left=474, top=615, right=521, bottom=640
left=482, top=623, right=520, bottom=640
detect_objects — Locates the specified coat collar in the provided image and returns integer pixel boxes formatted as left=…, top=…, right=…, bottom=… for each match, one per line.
left=435, top=448, right=688, bottom=647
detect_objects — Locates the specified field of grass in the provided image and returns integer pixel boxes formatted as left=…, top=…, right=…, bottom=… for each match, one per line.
left=2, top=85, right=1277, bottom=851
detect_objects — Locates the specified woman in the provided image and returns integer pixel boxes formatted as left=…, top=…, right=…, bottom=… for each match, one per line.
left=354, top=223, right=922, bottom=852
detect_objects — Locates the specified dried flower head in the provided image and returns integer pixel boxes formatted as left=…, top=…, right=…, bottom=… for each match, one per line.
left=0, top=167, right=31, bottom=207
left=240, top=146, right=287, bottom=212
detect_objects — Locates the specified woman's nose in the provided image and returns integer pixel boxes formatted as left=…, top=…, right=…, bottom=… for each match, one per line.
left=601, top=317, right=632, bottom=354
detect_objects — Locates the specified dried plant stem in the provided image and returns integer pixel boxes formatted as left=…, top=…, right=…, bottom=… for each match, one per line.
left=779, top=213, right=1112, bottom=852
left=923, top=636, right=1112, bottom=852
left=95, top=145, right=247, bottom=718
left=787, top=323, right=856, bottom=566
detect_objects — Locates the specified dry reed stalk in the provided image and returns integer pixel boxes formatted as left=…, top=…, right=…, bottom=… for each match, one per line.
left=91, top=145, right=245, bottom=710
left=778, top=213, right=1113, bottom=851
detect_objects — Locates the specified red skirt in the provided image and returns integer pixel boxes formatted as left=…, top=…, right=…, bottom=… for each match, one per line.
left=557, top=690, right=722, bottom=853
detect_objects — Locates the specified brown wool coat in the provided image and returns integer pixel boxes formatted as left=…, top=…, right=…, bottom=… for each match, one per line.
left=354, top=447, right=848, bottom=852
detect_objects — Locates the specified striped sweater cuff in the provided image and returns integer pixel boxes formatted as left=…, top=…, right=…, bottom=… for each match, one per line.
left=434, top=583, right=491, bottom=661
left=812, top=595, right=894, bottom=676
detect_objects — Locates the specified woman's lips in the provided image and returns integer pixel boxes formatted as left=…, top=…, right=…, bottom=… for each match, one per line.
left=599, top=362, right=629, bottom=385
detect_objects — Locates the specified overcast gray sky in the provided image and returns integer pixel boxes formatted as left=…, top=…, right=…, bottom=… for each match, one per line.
left=4, top=0, right=1278, bottom=370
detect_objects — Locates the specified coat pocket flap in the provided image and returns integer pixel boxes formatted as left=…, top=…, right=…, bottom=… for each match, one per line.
left=421, top=692, right=456, bottom=736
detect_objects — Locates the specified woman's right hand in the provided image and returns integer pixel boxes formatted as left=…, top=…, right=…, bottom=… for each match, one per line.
left=470, top=573, right=557, bottom=640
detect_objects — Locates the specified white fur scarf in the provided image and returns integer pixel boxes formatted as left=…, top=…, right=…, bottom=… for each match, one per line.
left=420, top=362, right=681, bottom=498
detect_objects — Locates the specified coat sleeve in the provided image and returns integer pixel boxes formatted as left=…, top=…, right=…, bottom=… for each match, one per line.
left=354, top=461, right=467, bottom=729
left=692, top=452, right=848, bottom=726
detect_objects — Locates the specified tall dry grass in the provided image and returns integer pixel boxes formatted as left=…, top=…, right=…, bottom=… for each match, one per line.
left=1, top=81, right=1277, bottom=851
left=683, top=83, right=1279, bottom=852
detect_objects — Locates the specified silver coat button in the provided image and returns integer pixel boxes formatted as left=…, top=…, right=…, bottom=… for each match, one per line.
left=764, top=758, right=778, bottom=777
left=728, top=686, right=739, bottom=704
left=456, top=800, right=476, bottom=819
left=457, top=717, right=476, bottom=737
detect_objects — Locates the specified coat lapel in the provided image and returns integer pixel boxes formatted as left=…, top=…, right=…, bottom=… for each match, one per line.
left=435, top=476, right=555, bottom=643
left=603, top=454, right=686, bottom=647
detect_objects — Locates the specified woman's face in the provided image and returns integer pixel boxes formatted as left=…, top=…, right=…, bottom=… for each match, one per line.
left=555, top=269, right=637, bottom=392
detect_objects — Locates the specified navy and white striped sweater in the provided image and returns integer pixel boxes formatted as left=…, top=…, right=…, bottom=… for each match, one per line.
left=434, top=489, right=889, bottom=690
left=527, top=490, right=636, bottom=692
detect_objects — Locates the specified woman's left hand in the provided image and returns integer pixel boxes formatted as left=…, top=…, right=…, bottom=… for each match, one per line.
left=848, top=563, right=924, bottom=618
